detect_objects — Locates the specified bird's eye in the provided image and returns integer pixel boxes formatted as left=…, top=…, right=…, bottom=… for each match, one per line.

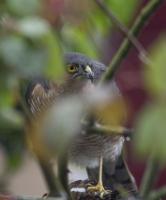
left=67, top=65, right=77, bottom=73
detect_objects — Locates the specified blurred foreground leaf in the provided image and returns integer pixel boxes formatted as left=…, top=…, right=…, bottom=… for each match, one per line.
left=0, top=85, right=13, bottom=108
left=43, top=32, right=64, bottom=80
left=42, top=96, right=85, bottom=155
left=135, top=103, right=166, bottom=163
left=62, top=25, right=98, bottom=58
left=87, top=84, right=127, bottom=127
left=0, top=108, right=25, bottom=170
left=18, top=17, right=50, bottom=38
left=106, top=0, right=139, bottom=24
left=7, top=0, right=40, bottom=16
left=0, top=73, right=18, bottom=108
left=95, top=96, right=126, bottom=126
left=0, top=108, right=23, bottom=131
left=144, top=35, right=166, bottom=96
left=0, top=35, right=47, bottom=77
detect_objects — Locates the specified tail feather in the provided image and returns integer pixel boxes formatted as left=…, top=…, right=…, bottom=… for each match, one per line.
left=112, top=155, right=138, bottom=195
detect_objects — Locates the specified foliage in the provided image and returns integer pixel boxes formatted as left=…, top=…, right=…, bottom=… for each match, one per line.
left=135, top=35, right=166, bottom=163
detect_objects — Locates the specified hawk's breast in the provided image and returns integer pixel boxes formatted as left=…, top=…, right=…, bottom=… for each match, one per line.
left=70, top=134, right=124, bottom=167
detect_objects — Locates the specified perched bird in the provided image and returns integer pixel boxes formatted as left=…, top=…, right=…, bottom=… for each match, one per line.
left=25, top=52, right=137, bottom=197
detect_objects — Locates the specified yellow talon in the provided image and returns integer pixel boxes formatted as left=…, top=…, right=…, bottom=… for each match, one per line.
left=87, top=156, right=111, bottom=198
left=87, top=183, right=111, bottom=198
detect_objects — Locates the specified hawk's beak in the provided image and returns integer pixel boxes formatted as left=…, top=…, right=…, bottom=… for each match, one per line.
left=84, top=65, right=94, bottom=82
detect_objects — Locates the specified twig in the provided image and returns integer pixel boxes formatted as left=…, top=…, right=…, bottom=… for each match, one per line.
left=57, top=154, right=71, bottom=199
left=147, top=186, right=166, bottom=200
left=100, top=0, right=164, bottom=83
left=37, top=158, right=61, bottom=197
left=140, top=157, right=160, bottom=198
left=82, top=121, right=133, bottom=139
left=95, top=0, right=149, bottom=64
left=90, top=123, right=133, bottom=139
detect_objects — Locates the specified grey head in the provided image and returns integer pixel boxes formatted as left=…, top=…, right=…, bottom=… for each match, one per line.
left=25, top=52, right=107, bottom=104
left=64, top=52, right=106, bottom=83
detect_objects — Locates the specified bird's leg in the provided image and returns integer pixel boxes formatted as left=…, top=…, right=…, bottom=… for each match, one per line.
left=98, top=155, right=104, bottom=186
left=87, top=156, right=111, bottom=197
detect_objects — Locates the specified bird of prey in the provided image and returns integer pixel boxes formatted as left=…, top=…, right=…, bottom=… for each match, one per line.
left=25, top=52, right=137, bottom=198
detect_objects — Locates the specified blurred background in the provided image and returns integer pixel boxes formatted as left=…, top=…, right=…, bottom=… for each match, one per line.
left=0, top=0, right=166, bottom=196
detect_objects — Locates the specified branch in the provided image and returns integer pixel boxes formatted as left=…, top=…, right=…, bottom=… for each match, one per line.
left=82, top=121, right=133, bottom=139
left=37, top=158, right=61, bottom=197
left=57, top=154, right=71, bottom=199
left=89, top=123, right=133, bottom=139
left=140, top=157, right=160, bottom=198
left=147, top=186, right=166, bottom=200
left=0, top=194, right=142, bottom=200
left=100, top=0, right=164, bottom=83
left=95, top=0, right=149, bottom=64
left=0, top=195, right=63, bottom=200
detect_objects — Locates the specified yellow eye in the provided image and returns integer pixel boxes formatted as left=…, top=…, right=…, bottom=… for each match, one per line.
left=67, top=65, right=77, bottom=73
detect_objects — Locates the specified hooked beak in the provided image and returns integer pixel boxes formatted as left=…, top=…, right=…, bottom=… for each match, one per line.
left=70, top=65, right=94, bottom=82
left=84, top=65, right=94, bottom=82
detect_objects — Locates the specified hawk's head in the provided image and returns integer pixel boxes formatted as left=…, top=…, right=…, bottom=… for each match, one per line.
left=25, top=52, right=107, bottom=112
left=64, top=52, right=106, bottom=84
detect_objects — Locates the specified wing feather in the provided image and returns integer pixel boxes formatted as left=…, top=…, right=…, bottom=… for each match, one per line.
left=25, top=79, right=61, bottom=118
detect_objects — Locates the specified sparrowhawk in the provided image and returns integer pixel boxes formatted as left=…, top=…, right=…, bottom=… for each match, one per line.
left=25, top=52, right=137, bottom=198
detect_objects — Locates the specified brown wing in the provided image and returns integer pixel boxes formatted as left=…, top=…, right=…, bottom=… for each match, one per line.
left=25, top=78, right=62, bottom=118
left=25, top=79, right=62, bottom=196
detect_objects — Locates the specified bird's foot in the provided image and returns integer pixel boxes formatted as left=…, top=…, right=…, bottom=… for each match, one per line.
left=87, top=183, right=111, bottom=198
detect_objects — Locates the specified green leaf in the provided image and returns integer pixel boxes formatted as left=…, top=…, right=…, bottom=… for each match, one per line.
left=134, top=103, right=166, bottom=162
left=0, top=108, right=24, bottom=131
left=0, top=36, right=27, bottom=67
left=6, top=0, right=40, bottom=16
left=42, top=32, right=64, bottom=80
left=18, top=17, right=50, bottom=38
left=7, top=152, right=23, bottom=170
left=0, top=88, right=13, bottom=108
left=144, top=35, right=166, bottom=96
left=62, top=25, right=98, bottom=58
left=0, top=35, right=47, bottom=77
left=42, top=96, right=85, bottom=155
left=106, top=0, right=139, bottom=24
left=88, top=8, right=110, bottom=37
left=0, top=74, right=17, bottom=108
